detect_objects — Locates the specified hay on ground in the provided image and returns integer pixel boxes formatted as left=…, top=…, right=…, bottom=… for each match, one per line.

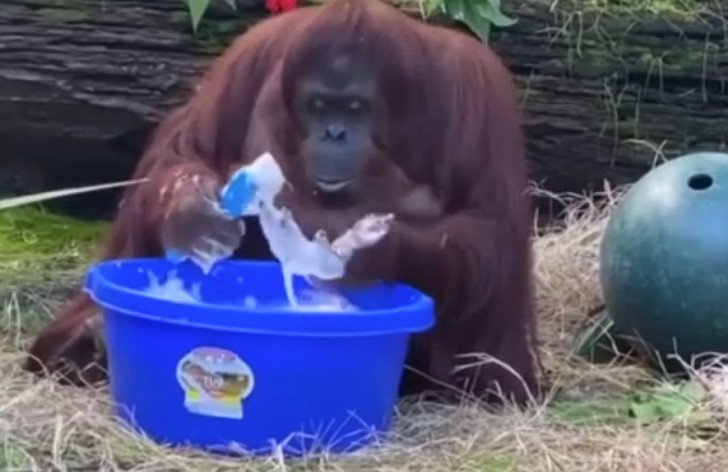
left=2, top=187, right=728, bottom=472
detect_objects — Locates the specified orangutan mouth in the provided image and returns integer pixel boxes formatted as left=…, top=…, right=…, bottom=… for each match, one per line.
left=316, top=178, right=351, bottom=193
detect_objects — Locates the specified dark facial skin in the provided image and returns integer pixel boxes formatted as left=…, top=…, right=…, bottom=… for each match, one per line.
left=295, top=55, right=381, bottom=196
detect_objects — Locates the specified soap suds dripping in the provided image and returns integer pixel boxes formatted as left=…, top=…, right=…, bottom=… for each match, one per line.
left=222, top=152, right=393, bottom=310
left=144, top=271, right=358, bottom=312
left=146, top=271, right=202, bottom=303
left=150, top=152, right=392, bottom=313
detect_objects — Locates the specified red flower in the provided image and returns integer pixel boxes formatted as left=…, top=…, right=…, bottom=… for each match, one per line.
left=266, top=0, right=298, bottom=13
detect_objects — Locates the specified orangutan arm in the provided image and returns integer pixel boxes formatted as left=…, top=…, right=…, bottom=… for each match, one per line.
left=24, top=154, right=238, bottom=383
left=99, top=157, right=227, bottom=257
left=380, top=214, right=513, bottom=315
left=141, top=161, right=224, bottom=231
left=334, top=153, right=529, bottom=347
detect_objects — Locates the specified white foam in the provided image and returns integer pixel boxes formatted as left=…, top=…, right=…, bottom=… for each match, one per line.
left=142, top=270, right=359, bottom=312
left=245, top=153, right=392, bottom=310
left=146, top=152, right=389, bottom=314
left=145, top=271, right=202, bottom=303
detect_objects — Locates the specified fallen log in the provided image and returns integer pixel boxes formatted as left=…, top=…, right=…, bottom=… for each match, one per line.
left=0, top=0, right=726, bottom=219
left=498, top=0, right=728, bottom=202
left=0, top=0, right=261, bottom=217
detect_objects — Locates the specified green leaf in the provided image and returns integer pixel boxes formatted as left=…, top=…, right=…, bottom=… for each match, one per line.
left=423, top=0, right=446, bottom=17
left=443, top=0, right=517, bottom=43
left=443, top=0, right=489, bottom=43
left=0, top=179, right=148, bottom=211
left=186, top=0, right=212, bottom=33
left=549, top=399, right=632, bottom=426
left=629, top=400, right=664, bottom=423
left=221, top=0, right=237, bottom=10
left=626, top=382, right=713, bottom=426
left=477, top=0, right=517, bottom=28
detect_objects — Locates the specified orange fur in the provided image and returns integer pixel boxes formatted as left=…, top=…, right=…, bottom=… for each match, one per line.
left=25, top=0, right=540, bottom=404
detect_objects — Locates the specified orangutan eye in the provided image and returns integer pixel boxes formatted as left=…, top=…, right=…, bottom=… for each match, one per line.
left=312, top=98, right=325, bottom=110
left=349, top=100, right=361, bottom=110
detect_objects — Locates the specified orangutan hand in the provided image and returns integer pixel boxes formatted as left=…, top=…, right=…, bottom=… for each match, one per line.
left=271, top=185, right=359, bottom=241
left=158, top=165, right=245, bottom=271
left=272, top=186, right=400, bottom=286
left=335, top=220, right=400, bottom=286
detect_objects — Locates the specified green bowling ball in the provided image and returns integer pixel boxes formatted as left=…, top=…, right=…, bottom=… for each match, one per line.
left=600, top=152, right=728, bottom=371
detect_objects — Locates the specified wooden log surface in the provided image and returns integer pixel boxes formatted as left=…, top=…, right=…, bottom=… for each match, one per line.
left=0, top=0, right=726, bottom=219
left=497, top=0, right=728, bottom=199
left=0, top=0, right=262, bottom=217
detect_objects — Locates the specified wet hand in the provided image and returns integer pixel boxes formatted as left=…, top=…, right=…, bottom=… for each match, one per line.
left=159, top=167, right=245, bottom=272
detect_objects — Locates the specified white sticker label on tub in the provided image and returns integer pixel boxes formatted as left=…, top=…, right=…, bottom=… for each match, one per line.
left=175, top=347, right=255, bottom=419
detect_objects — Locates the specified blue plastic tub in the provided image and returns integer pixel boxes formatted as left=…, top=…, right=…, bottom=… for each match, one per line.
left=85, top=257, right=435, bottom=456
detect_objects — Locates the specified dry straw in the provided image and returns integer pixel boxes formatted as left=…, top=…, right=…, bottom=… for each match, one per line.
left=2, top=182, right=728, bottom=472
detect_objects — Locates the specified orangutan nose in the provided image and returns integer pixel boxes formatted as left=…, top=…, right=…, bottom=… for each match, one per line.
left=323, top=124, right=347, bottom=142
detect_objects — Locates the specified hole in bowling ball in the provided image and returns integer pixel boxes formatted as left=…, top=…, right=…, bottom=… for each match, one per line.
left=688, top=173, right=713, bottom=191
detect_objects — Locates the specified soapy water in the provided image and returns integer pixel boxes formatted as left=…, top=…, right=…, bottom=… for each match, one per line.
left=146, top=272, right=201, bottom=304
left=144, top=271, right=360, bottom=313
left=255, top=202, right=393, bottom=310
left=150, top=152, right=391, bottom=313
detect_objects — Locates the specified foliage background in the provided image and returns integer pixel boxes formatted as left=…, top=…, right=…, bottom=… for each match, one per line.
left=184, top=0, right=517, bottom=42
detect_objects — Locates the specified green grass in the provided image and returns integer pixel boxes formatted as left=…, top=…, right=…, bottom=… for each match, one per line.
left=0, top=444, right=31, bottom=470
left=0, top=206, right=107, bottom=335
left=0, top=206, right=106, bottom=269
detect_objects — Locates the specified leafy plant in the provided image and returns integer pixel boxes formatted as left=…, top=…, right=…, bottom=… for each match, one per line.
left=422, top=0, right=517, bottom=43
left=626, top=381, right=712, bottom=426
left=181, top=0, right=517, bottom=43
left=549, top=381, right=715, bottom=429
left=185, top=0, right=238, bottom=33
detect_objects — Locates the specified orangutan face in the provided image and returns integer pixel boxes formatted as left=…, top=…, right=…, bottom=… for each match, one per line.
left=294, top=54, right=383, bottom=195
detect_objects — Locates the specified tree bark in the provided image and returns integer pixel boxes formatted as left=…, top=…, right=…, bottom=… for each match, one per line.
left=0, top=0, right=263, bottom=218
left=0, top=0, right=726, bottom=219
left=493, top=1, right=728, bottom=198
